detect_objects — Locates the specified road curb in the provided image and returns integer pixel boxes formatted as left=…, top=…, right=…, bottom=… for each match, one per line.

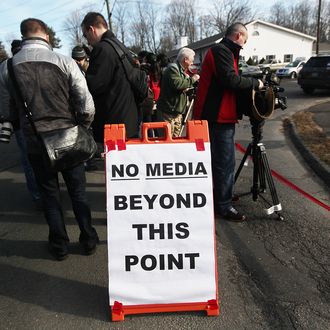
left=284, top=118, right=330, bottom=191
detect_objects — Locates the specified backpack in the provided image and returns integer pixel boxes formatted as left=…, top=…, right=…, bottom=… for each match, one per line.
left=103, top=37, right=148, bottom=104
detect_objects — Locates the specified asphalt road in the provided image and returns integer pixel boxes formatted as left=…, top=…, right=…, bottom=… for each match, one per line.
left=0, top=80, right=329, bottom=329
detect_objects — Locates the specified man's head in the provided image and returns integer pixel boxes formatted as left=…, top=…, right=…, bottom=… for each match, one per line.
left=225, top=22, right=248, bottom=48
left=72, top=45, right=88, bottom=71
left=11, top=40, right=22, bottom=55
left=177, top=47, right=195, bottom=70
left=81, top=12, right=108, bottom=46
left=20, top=18, right=49, bottom=42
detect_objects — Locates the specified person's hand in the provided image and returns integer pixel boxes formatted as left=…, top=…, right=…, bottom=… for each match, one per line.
left=257, top=79, right=264, bottom=90
left=192, top=74, right=200, bottom=82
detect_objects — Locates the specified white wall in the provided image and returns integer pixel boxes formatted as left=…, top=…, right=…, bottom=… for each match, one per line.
left=241, top=22, right=314, bottom=63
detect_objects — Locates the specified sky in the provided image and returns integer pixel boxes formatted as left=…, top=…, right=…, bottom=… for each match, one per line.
left=0, top=0, right=297, bottom=56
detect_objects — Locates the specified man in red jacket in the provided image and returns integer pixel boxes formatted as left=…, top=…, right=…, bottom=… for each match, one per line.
left=194, top=22, right=264, bottom=221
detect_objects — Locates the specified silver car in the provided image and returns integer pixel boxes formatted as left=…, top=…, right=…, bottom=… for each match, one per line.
left=276, top=60, right=305, bottom=79
left=239, top=62, right=263, bottom=78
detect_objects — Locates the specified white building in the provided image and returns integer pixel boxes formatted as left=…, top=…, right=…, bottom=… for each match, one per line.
left=168, top=20, right=316, bottom=65
left=242, top=20, right=316, bottom=64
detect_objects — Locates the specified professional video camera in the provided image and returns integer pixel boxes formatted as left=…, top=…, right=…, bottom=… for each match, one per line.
left=239, top=72, right=287, bottom=122
left=249, top=73, right=287, bottom=122
left=264, top=73, right=287, bottom=110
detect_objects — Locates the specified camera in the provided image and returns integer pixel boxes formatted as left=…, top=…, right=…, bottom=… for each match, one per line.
left=263, top=73, right=287, bottom=111
left=0, top=121, right=13, bottom=143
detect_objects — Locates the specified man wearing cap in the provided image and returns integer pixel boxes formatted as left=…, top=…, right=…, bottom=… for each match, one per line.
left=72, top=45, right=89, bottom=73
left=194, top=22, right=264, bottom=222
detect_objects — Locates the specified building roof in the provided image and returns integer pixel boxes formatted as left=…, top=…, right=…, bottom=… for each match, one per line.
left=246, top=20, right=316, bottom=41
left=167, top=19, right=316, bottom=59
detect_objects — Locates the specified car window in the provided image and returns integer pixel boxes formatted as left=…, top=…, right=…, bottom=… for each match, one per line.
left=287, top=60, right=300, bottom=67
left=305, top=57, right=330, bottom=67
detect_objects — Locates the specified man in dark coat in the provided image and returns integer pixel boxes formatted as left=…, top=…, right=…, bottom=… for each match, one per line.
left=194, top=22, right=264, bottom=222
left=81, top=12, right=139, bottom=143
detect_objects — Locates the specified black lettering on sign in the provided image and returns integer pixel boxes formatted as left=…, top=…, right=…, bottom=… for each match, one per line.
left=111, top=164, right=139, bottom=177
left=125, top=253, right=200, bottom=271
left=146, top=163, right=160, bottom=176
left=131, top=222, right=189, bottom=240
left=114, top=195, right=127, bottom=210
left=114, top=193, right=206, bottom=210
left=145, top=162, right=207, bottom=176
left=132, top=224, right=148, bottom=240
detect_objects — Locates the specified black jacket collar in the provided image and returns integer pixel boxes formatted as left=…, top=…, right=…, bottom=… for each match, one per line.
left=221, top=37, right=241, bottom=58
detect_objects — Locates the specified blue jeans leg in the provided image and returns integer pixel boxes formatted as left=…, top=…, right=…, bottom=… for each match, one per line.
left=209, top=123, right=236, bottom=214
left=28, top=153, right=69, bottom=251
left=61, top=164, right=98, bottom=244
left=14, top=130, right=40, bottom=200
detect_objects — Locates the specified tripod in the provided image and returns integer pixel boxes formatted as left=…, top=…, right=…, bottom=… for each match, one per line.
left=235, top=119, right=284, bottom=220
left=179, top=97, right=195, bottom=137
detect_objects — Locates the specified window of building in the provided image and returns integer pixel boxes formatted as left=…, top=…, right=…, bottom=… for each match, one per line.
left=252, top=55, right=258, bottom=64
left=266, top=55, right=275, bottom=61
left=284, top=54, right=293, bottom=62
left=252, top=31, right=259, bottom=36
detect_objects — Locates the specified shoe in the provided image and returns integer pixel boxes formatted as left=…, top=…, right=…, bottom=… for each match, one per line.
left=48, top=244, right=68, bottom=261
left=81, top=237, right=100, bottom=256
left=220, top=207, right=247, bottom=222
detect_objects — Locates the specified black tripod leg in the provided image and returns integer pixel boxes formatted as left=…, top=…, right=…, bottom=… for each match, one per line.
left=252, top=144, right=260, bottom=201
left=259, top=146, right=283, bottom=219
left=258, top=145, right=267, bottom=193
left=235, top=143, right=252, bottom=183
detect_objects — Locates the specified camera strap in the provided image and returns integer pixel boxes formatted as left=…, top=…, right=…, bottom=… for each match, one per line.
left=7, top=58, right=40, bottom=140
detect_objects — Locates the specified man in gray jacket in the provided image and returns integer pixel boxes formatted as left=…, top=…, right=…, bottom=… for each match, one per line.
left=0, top=18, right=99, bottom=260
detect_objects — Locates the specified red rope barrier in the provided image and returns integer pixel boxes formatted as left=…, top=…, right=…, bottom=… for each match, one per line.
left=235, top=142, right=330, bottom=212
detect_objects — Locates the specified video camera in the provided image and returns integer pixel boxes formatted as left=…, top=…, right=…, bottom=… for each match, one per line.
left=243, top=73, right=287, bottom=122
left=263, top=73, right=287, bottom=111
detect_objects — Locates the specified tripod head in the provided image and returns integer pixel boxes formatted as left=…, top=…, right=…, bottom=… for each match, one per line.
left=250, top=117, right=265, bottom=145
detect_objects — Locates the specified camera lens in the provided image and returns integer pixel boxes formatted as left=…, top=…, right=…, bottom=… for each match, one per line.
left=0, top=122, right=13, bottom=143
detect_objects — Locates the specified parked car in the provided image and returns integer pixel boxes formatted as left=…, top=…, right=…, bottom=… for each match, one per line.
left=239, top=62, right=263, bottom=78
left=297, top=56, right=330, bottom=94
left=258, top=59, right=288, bottom=75
left=276, top=60, right=305, bottom=79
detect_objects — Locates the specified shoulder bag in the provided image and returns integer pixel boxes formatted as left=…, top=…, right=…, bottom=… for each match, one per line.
left=103, top=37, right=148, bottom=104
left=7, top=58, right=97, bottom=171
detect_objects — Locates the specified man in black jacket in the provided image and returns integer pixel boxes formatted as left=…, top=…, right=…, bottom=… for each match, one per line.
left=81, top=12, right=139, bottom=143
left=194, top=23, right=263, bottom=222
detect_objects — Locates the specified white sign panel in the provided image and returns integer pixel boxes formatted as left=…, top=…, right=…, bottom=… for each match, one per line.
left=106, top=142, right=217, bottom=306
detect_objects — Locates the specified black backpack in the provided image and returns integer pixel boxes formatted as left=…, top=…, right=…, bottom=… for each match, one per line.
left=103, top=37, right=148, bottom=104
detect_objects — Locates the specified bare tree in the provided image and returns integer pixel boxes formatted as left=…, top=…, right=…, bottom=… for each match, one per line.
left=63, top=9, right=85, bottom=47
left=268, top=1, right=288, bottom=27
left=128, top=2, right=161, bottom=53
left=209, top=0, right=254, bottom=33
left=198, top=15, right=217, bottom=39
left=165, top=0, right=198, bottom=44
left=112, top=3, right=127, bottom=43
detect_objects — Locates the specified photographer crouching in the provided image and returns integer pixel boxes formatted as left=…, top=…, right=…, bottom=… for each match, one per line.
left=193, top=22, right=264, bottom=222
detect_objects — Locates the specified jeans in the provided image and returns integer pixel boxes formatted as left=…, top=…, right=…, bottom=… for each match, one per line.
left=14, top=130, right=40, bottom=200
left=28, top=154, right=98, bottom=252
left=209, top=123, right=236, bottom=214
